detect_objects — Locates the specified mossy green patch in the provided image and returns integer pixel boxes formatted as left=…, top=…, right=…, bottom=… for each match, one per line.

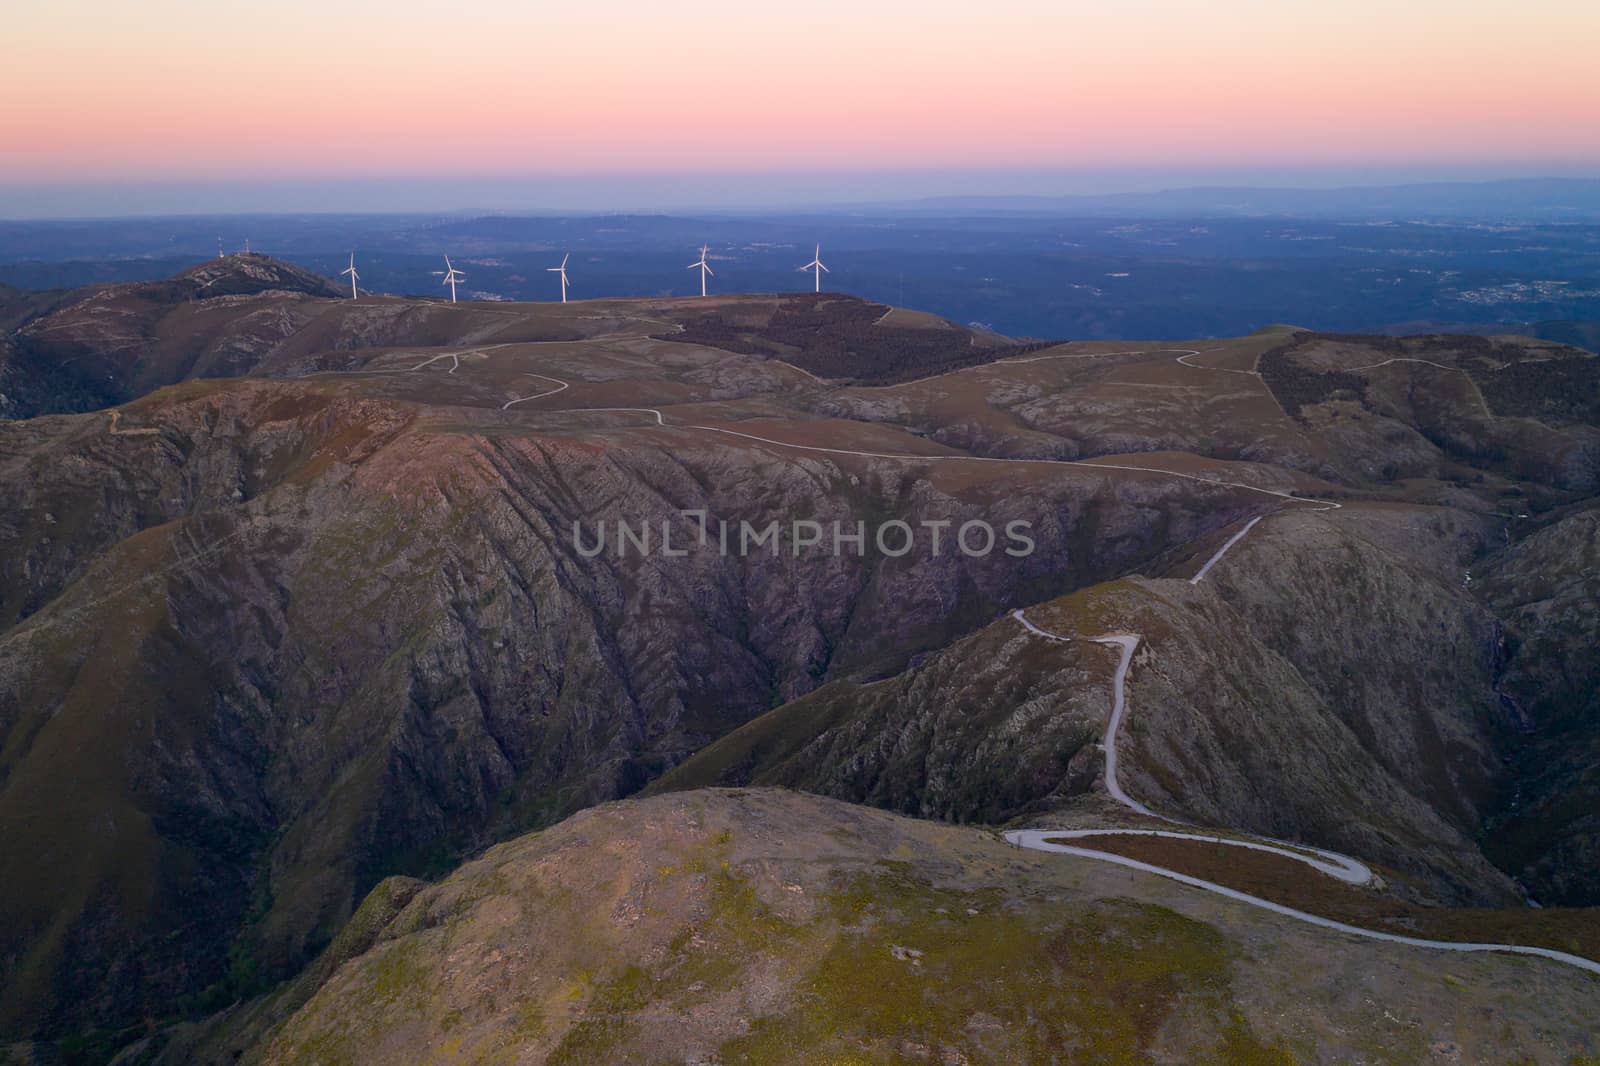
left=546, top=857, right=803, bottom=1064
left=718, top=863, right=1286, bottom=1065
left=367, top=940, right=430, bottom=1004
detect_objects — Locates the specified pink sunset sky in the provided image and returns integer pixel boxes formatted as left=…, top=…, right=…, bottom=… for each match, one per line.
left=3, top=0, right=1597, bottom=207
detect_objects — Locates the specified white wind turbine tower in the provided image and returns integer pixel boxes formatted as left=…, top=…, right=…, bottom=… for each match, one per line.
left=547, top=253, right=571, bottom=303
left=340, top=253, right=361, bottom=299
left=433, top=255, right=466, bottom=303
left=798, top=244, right=829, bottom=293
left=688, top=244, right=714, bottom=297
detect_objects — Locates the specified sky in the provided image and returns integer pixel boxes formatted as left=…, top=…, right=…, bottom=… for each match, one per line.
left=3, top=0, right=1598, bottom=215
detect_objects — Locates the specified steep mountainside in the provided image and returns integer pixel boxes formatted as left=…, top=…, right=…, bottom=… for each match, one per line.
left=0, top=269, right=1597, bottom=1057
left=1480, top=504, right=1600, bottom=905
left=655, top=505, right=1523, bottom=904
left=0, top=377, right=1271, bottom=1036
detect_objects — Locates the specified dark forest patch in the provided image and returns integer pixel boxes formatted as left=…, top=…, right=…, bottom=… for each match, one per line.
left=1258, top=331, right=1600, bottom=428
left=654, top=294, right=1054, bottom=385
left=1257, top=338, right=1370, bottom=420
left=1474, top=354, right=1600, bottom=426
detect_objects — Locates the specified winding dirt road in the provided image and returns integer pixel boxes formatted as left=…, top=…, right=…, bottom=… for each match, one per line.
left=512, top=393, right=1343, bottom=515
left=1009, top=605, right=1374, bottom=881
left=1005, top=828, right=1600, bottom=975
left=1189, top=515, right=1264, bottom=584
left=501, top=374, right=570, bottom=409
left=1007, top=527, right=1600, bottom=976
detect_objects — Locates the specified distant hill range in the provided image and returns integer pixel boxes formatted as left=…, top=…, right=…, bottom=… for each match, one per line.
left=891, top=178, right=1600, bottom=220
left=1525, top=319, right=1600, bottom=352
left=1369, top=318, right=1600, bottom=351
left=3, top=257, right=1595, bottom=424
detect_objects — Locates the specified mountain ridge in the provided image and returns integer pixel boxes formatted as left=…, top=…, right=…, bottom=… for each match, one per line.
left=0, top=265, right=1597, bottom=1057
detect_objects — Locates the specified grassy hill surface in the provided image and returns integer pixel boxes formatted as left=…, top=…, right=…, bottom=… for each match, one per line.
left=180, top=790, right=1600, bottom=1065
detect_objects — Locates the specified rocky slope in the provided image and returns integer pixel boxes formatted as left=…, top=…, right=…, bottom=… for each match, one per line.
left=1480, top=504, right=1600, bottom=905
left=0, top=376, right=1263, bottom=1038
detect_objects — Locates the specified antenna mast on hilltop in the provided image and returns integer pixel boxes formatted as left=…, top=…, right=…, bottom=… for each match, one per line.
left=547, top=253, right=570, bottom=303
left=217, top=236, right=224, bottom=258
left=341, top=252, right=361, bottom=299
left=798, top=244, right=829, bottom=293
left=244, top=238, right=250, bottom=254
left=688, top=244, right=714, bottom=297
left=433, top=255, right=466, bottom=303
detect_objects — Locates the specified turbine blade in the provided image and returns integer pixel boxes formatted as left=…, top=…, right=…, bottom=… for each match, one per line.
left=705, top=265, right=714, bottom=277
left=819, top=263, right=829, bottom=272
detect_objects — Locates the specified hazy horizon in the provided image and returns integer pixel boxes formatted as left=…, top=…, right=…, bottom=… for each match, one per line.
left=5, top=168, right=1600, bottom=220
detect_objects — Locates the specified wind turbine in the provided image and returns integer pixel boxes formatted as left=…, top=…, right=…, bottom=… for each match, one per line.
left=688, top=244, right=714, bottom=297
left=547, top=253, right=570, bottom=303
left=798, top=244, right=829, bottom=293
left=340, top=252, right=361, bottom=299
left=433, top=255, right=466, bottom=303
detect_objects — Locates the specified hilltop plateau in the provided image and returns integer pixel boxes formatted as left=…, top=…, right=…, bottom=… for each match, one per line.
left=182, top=790, right=1599, bottom=1065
